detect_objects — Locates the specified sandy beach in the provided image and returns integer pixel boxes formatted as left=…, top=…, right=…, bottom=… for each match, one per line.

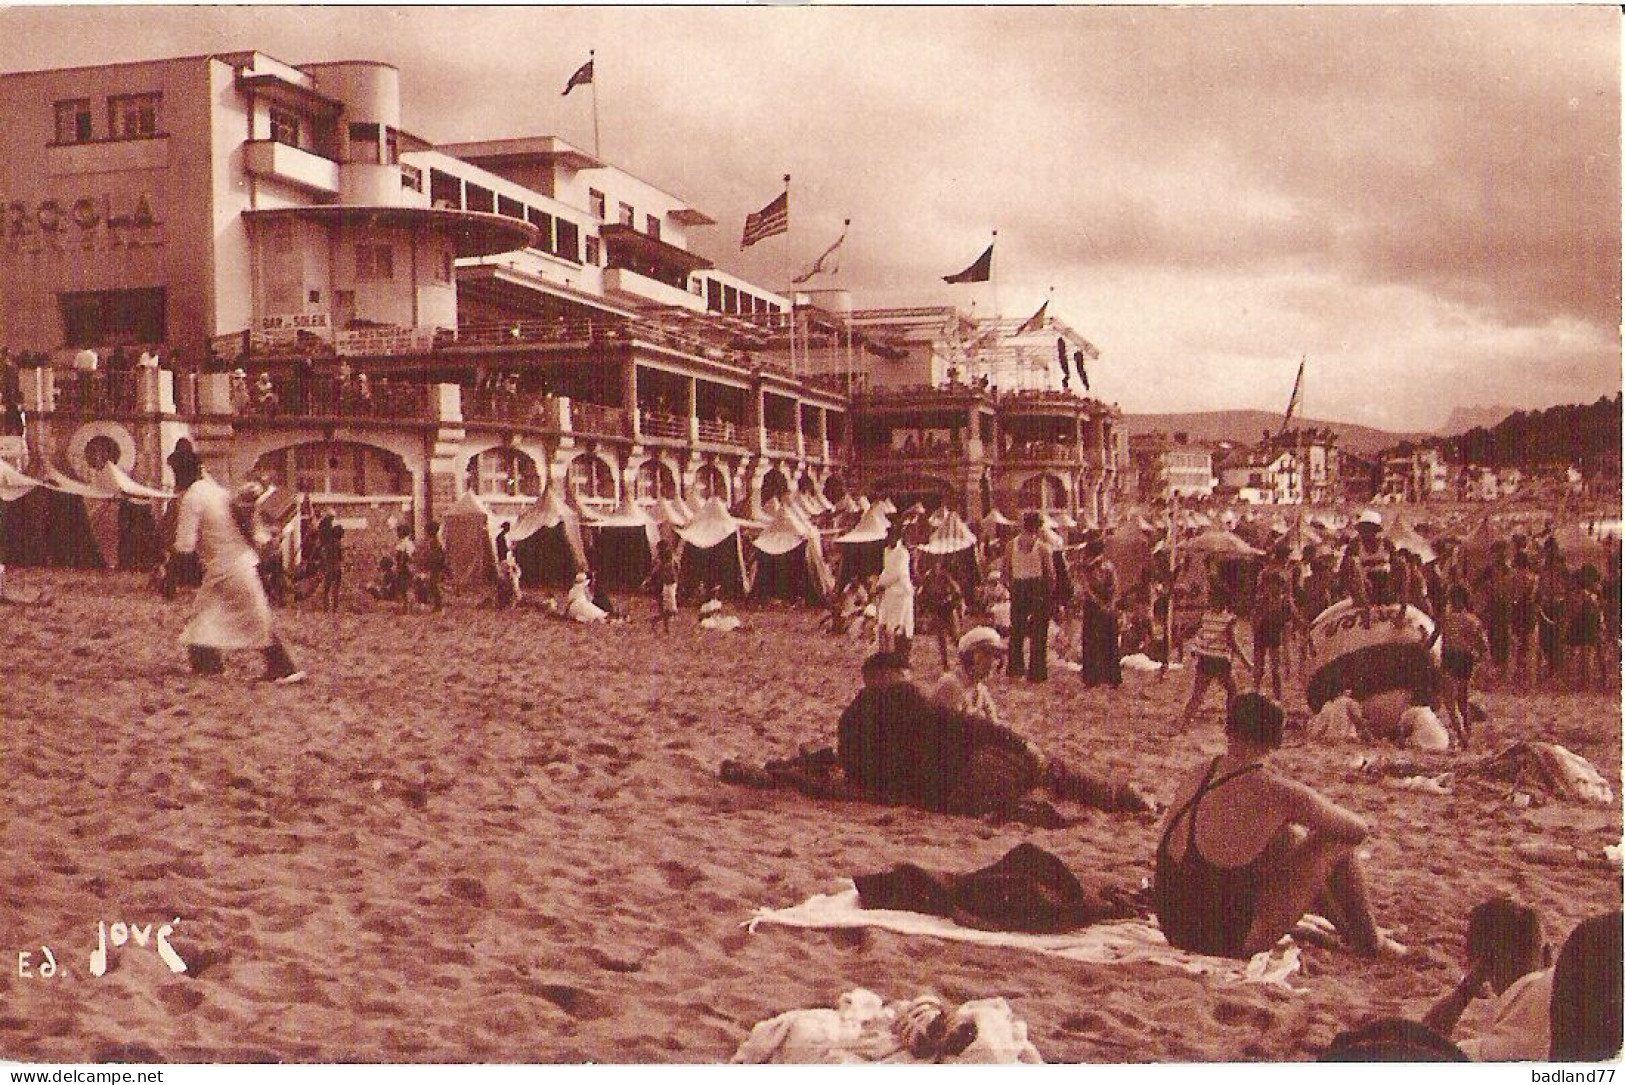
left=2, top=570, right=1619, bottom=1063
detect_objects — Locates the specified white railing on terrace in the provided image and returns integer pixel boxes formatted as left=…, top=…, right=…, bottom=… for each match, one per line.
left=765, top=428, right=800, bottom=453
left=639, top=412, right=688, bottom=440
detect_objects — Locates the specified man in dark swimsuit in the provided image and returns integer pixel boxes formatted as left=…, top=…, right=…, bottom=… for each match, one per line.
left=1154, top=693, right=1406, bottom=959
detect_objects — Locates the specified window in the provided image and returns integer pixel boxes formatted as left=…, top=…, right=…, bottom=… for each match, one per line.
left=722, top=285, right=738, bottom=313
left=355, top=243, right=393, bottom=282
left=400, top=163, right=423, bottom=193
left=54, top=98, right=92, bottom=144
left=384, top=126, right=399, bottom=165
left=437, top=251, right=454, bottom=284
left=269, top=107, right=302, bottom=147
left=429, top=169, right=462, bottom=209
left=525, top=206, right=554, bottom=252
left=617, top=202, right=634, bottom=227
left=265, top=224, right=299, bottom=308
left=497, top=195, right=524, bottom=220
left=583, top=236, right=600, bottom=267
left=554, top=219, right=581, bottom=263
left=706, top=279, right=722, bottom=312
left=107, top=93, right=161, bottom=140
left=588, top=188, right=606, bottom=219
left=464, top=183, right=494, bottom=214
left=348, top=122, right=381, bottom=164
left=645, top=214, right=661, bottom=241
left=59, top=288, right=166, bottom=347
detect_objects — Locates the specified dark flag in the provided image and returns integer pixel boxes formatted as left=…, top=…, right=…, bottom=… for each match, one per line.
left=741, top=188, right=789, bottom=249
left=1279, top=355, right=1305, bottom=434
left=1056, top=337, right=1071, bottom=385
left=1073, top=351, right=1090, bottom=391
left=561, top=57, right=594, bottom=96
left=942, top=243, right=993, bottom=284
left=1014, top=300, right=1048, bottom=337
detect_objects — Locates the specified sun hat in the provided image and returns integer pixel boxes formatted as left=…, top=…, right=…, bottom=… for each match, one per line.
left=958, top=626, right=1005, bottom=655
left=1357, top=510, right=1383, bottom=528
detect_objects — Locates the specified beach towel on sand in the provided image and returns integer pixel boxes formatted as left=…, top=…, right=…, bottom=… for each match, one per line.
left=732, top=987, right=1043, bottom=1064
left=747, top=881, right=1303, bottom=988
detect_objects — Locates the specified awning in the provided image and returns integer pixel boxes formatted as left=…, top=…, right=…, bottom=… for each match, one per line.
left=245, top=205, right=536, bottom=258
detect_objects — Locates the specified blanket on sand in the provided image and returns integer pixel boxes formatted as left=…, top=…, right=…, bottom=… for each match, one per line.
left=747, top=881, right=1305, bottom=988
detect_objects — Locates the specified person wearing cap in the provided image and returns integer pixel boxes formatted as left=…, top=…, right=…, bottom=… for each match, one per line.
left=1349, top=510, right=1392, bottom=604
left=1004, top=511, right=1055, bottom=682
left=931, top=626, right=1005, bottom=723
left=168, top=446, right=304, bottom=684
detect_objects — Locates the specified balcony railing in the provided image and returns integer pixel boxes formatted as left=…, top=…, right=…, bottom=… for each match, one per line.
left=765, top=428, right=801, bottom=453
left=1003, top=441, right=1082, bottom=464
left=639, top=412, right=688, bottom=440
left=237, top=377, right=430, bottom=420
left=568, top=401, right=630, bottom=439
left=696, top=418, right=744, bottom=445
left=879, top=440, right=966, bottom=460
left=53, top=372, right=140, bottom=414
left=462, top=387, right=560, bottom=428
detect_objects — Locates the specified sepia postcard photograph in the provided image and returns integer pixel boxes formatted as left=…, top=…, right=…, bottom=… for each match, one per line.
left=0, top=3, right=1619, bottom=1070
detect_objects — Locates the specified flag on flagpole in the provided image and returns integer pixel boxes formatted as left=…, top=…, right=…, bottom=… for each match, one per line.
left=1014, top=299, right=1048, bottom=336
left=561, top=57, right=594, bottom=96
left=741, top=186, right=789, bottom=249
left=943, top=243, right=993, bottom=284
left=792, top=219, right=849, bottom=283
left=1073, top=350, right=1090, bottom=391
left=1055, top=337, right=1071, bottom=383
left=1279, top=355, right=1305, bottom=434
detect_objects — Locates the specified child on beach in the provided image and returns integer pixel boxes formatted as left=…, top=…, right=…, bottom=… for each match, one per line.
left=1436, top=585, right=1490, bottom=748
left=642, top=540, right=680, bottom=632
left=1181, top=579, right=1251, bottom=728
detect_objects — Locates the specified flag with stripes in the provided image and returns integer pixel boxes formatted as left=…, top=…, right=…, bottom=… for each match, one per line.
left=561, top=57, right=594, bottom=96
left=741, top=190, right=789, bottom=249
left=793, top=220, right=848, bottom=283
left=1013, top=299, right=1048, bottom=336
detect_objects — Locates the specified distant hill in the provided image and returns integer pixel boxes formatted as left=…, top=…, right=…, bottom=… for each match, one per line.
left=1444, top=394, right=1622, bottom=471
left=1439, top=405, right=1513, bottom=435
left=1123, top=410, right=1421, bottom=457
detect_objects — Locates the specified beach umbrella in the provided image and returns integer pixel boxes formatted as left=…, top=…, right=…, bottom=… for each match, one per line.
left=1183, top=529, right=1264, bottom=557
left=1387, top=520, right=1437, bottom=564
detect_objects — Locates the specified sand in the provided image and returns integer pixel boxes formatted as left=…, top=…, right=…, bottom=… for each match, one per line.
left=1, top=570, right=1619, bottom=1063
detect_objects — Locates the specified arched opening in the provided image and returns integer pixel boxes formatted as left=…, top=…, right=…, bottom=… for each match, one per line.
left=634, top=459, right=678, bottom=503
left=253, top=440, right=411, bottom=496
left=465, top=447, right=542, bottom=499
left=691, top=462, right=730, bottom=506
left=83, top=434, right=122, bottom=471
left=822, top=474, right=848, bottom=503
left=873, top=473, right=956, bottom=513
left=1017, top=473, right=1068, bottom=511
left=760, top=468, right=791, bottom=506
left=568, top=453, right=618, bottom=512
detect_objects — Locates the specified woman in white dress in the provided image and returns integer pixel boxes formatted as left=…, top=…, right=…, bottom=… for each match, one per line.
left=169, top=442, right=304, bottom=683
left=566, top=572, right=608, bottom=623
left=874, top=522, right=915, bottom=658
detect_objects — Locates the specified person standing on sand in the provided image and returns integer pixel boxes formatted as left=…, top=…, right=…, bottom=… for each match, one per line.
left=1004, top=511, right=1054, bottom=683
left=1154, top=692, right=1405, bottom=960
left=874, top=521, right=915, bottom=662
left=420, top=520, right=449, bottom=613
left=642, top=539, right=680, bottom=633
left=169, top=445, right=305, bottom=684
left=316, top=512, right=345, bottom=614
left=1181, top=578, right=1251, bottom=728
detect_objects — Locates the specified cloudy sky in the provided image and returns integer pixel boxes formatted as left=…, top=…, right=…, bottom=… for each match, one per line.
left=1, top=5, right=1617, bottom=431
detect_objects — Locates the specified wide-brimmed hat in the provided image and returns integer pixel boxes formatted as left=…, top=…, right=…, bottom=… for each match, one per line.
left=958, top=626, right=1006, bottom=655
left=1357, top=510, right=1383, bottom=528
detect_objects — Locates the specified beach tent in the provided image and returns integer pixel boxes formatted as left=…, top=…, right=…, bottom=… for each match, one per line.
left=832, top=494, right=859, bottom=517
left=677, top=497, right=749, bottom=598
left=875, top=498, right=898, bottom=516
left=510, top=485, right=588, bottom=589
left=918, top=510, right=981, bottom=598
left=0, top=461, right=102, bottom=569
left=750, top=503, right=833, bottom=604
left=583, top=495, right=659, bottom=591
left=834, top=503, right=891, bottom=584
left=443, top=490, right=500, bottom=591
left=1183, top=528, right=1264, bottom=558
left=1387, top=518, right=1438, bottom=564
left=733, top=486, right=773, bottom=527
left=91, top=462, right=169, bottom=571
left=653, top=497, right=692, bottom=529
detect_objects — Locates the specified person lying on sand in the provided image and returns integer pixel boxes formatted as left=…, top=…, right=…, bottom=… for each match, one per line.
left=1422, top=897, right=1552, bottom=1061
left=723, top=651, right=1154, bottom=823
left=1154, top=692, right=1406, bottom=960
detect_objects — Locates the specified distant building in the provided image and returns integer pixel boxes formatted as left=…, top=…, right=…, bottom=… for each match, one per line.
left=1379, top=446, right=1449, bottom=502
left=1129, top=431, right=1213, bottom=502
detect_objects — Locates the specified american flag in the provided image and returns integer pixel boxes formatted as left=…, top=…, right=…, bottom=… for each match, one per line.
left=741, top=189, right=789, bottom=249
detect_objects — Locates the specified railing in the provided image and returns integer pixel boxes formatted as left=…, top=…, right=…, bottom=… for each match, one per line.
left=237, top=377, right=430, bottom=420
left=53, top=371, right=140, bottom=414
left=696, top=418, right=744, bottom=445
left=1003, top=441, right=1082, bottom=464
left=462, top=387, right=560, bottom=428
left=639, top=412, right=688, bottom=440
left=882, top=441, right=966, bottom=460
left=568, top=400, right=630, bottom=439
left=765, top=428, right=800, bottom=453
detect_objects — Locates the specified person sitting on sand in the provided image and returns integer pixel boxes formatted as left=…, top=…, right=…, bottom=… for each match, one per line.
left=1154, top=692, right=1405, bottom=960
left=566, top=572, right=608, bottom=623
left=931, top=626, right=1005, bottom=724
left=1422, top=897, right=1553, bottom=1061
left=1549, top=911, right=1623, bottom=1061
left=1307, top=686, right=1366, bottom=743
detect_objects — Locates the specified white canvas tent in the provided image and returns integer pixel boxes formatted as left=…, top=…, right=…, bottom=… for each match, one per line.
left=510, top=485, right=588, bottom=588
left=676, top=496, right=750, bottom=597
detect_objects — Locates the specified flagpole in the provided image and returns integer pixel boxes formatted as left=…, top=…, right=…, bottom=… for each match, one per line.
left=588, top=50, right=601, bottom=159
